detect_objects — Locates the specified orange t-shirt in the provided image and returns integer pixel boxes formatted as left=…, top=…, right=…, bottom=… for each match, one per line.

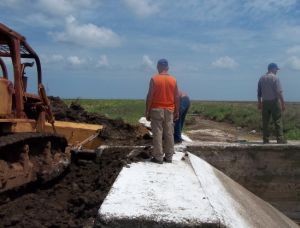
left=150, top=74, right=177, bottom=111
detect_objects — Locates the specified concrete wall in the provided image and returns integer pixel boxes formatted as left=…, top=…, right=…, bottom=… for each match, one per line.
left=187, top=142, right=300, bottom=224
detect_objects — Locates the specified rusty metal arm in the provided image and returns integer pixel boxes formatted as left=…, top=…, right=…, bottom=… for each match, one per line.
left=0, top=57, right=8, bottom=78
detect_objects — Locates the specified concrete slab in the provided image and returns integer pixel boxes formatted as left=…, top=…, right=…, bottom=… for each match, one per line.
left=188, top=152, right=298, bottom=228
left=186, top=140, right=300, bottom=149
left=187, top=140, right=300, bottom=223
left=96, top=147, right=299, bottom=228
left=97, top=152, right=219, bottom=227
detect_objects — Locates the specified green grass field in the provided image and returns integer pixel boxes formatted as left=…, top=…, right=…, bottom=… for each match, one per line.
left=64, top=99, right=300, bottom=140
left=64, top=99, right=145, bottom=124
left=190, top=101, right=300, bottom=140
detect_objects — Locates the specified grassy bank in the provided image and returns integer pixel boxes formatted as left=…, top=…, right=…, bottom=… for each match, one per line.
left=64, top=99, right=145, bottom=124
left=64, top=99, right=300, bottom=140
left=190, top=101, right=300, bottom=140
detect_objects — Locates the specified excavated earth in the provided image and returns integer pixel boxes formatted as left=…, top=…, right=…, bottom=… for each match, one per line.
left=0, top=97, right=152, bottom=227
left=1, top=98, right=298, bottom=227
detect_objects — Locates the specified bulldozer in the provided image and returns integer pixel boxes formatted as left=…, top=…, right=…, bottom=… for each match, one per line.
left=0, top=23, right=102, bottom=193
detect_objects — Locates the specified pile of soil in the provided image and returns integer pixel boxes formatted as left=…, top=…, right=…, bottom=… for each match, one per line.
left=0, top=97, right=152, bottom=227
left=0, top=148, right=137, bottom=227
left=49, top=97, right=151, bottom=145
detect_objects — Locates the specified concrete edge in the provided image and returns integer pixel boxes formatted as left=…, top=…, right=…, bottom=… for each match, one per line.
left=188, top=152, right=299, bottom=228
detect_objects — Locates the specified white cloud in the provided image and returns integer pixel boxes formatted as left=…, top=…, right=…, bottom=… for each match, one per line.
left=285, top=56, right=300, bottom=70
left=211, top=56, right=238, bottom=69
left=50, top=16, right=121, bottom=48
left=1, top=0, right=100, bottom=21
left=40, top=54, right=65, bottom=68
left=36, top=0, right=101, bottom=17
left=1, top=0, right=102, bottom=30
left=0, top=0, right=22, bottom=9
left=50, top=54, right=64, bottom=62
left=176, top=64, right=201, bottom=73
left=25, top=13, right=58, bottom=28
left=245, top=0, right=296, bottom=12
left=142, top=55, right=155, bottom=71
left=67, top=56, right=85, bottom=65
left=123, top=0, right=159, bottom=17
left=286, top=46, right=300, bottom=54
left=0, top=0, right=71, bottom=13
left=37, top=0, right=73, bottom=16
left=161, top=0, right=297, bottom=24
left=42, top=54, right=64, bottom=64
left=187, top=43, right=225, bottom=53
left=274, top=26, right=300, bottom=43
left=163, top=0, right=239, bottom=23
left=97, top=55, right=109, bottom=67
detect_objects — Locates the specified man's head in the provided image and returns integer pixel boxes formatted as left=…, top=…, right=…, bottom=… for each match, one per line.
left=268, top=63, right=280, bottom=74
left=157, top=59, right=169, bottom=73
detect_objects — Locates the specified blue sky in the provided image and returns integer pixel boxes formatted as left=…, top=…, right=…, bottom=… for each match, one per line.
left=1, top=0, right=300, bottom=101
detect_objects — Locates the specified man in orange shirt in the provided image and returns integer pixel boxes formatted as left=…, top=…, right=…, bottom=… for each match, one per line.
left=145, top=59, right=179, bottom=164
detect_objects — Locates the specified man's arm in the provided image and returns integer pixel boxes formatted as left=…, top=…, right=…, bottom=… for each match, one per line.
left=278, top=92, right=285, bottom=111
left=276, top=78, right=285, bottom=111
left=174, top=83, right=180, bottom=121
left=257, top=79, right=262, bottom=110
left=145, top=79, right=154, bottom=121
left=257, top=97, right=262, bottom=110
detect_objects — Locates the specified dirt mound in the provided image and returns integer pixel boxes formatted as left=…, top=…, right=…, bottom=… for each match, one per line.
left=50, top=97, right=117, bottom=126
left=0, top=98, right=152, bottom=227
left=49, top=96, right=151, bottom=145
left=0, top=148, right=136, bottom=227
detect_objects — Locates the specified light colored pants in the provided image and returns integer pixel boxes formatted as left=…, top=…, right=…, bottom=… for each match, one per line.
left=150, top=108, right=174, bottom=161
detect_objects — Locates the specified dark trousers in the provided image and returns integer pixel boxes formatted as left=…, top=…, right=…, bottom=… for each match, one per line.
left=262, top=100, right=283, bottom=141
left=174, top=96, right=190, bottom=143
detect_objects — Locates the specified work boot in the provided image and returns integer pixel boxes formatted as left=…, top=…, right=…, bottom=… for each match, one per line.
left=163, top=157, right=172, bottom=163
left=263, top=139, right=269, bottom=144
left=150, top=157, right=163, bottom=164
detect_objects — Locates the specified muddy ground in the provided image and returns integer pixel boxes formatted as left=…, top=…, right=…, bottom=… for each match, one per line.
left=0, top=98, right=152, bottom=228
left=0, top=98, right=263, bottom=227
left=0, top=149, right=131, bottom=227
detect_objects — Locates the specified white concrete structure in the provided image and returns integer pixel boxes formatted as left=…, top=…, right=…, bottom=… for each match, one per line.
left=97, top=149, right=298, bottom=227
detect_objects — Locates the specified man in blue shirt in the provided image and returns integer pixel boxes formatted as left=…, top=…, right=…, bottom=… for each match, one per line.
left=174, top=91, right=190, bottom=144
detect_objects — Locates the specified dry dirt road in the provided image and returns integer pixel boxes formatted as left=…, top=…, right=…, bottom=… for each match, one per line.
left=185, top=115, right=261, bottom=143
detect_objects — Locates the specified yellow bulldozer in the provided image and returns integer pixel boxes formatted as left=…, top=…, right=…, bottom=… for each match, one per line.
left=0, top=23, right=102, bottom=193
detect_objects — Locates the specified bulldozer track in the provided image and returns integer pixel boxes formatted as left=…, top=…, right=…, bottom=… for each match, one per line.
left=0, top=132, right=69, bottom=193
left=0, top=132, right=67, bottom=151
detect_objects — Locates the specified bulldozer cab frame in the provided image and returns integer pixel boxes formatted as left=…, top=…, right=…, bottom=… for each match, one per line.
left=0, top=23, right=70, bottom=193
left=0, top=23, right=53, bottom=134
left=0, top=23, right=104, bottom=194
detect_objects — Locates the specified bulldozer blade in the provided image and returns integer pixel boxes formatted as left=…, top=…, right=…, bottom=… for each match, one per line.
left=45, top=121, right=103, bottom=148
left=71, top=148, right=104, bottom=162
